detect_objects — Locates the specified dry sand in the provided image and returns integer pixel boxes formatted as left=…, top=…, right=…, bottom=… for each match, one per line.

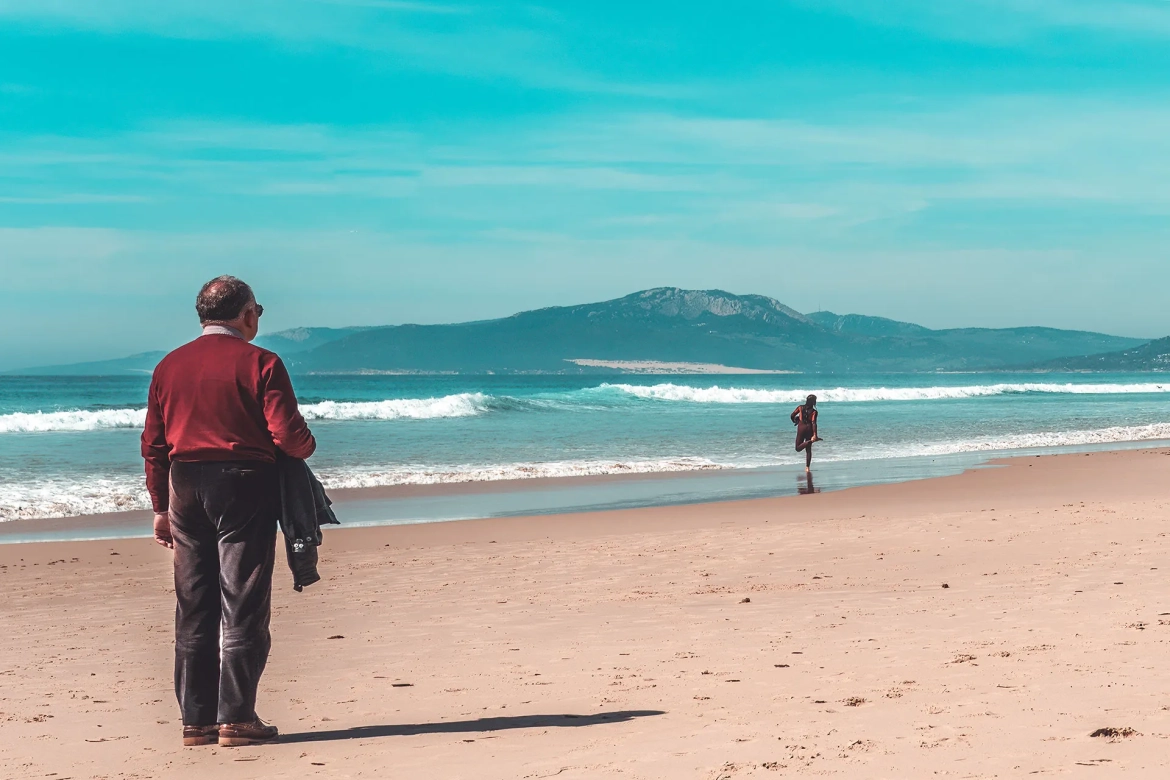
left=4, top=448, right=1170, bottom=778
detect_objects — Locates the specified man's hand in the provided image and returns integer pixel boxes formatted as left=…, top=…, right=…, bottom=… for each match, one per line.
left=154, top=512, right=174, bottom=549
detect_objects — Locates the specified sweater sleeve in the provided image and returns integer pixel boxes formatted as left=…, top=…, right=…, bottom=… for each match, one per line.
left=141, top=374, right=172, bottom=513
left=262, top=355, right=316, bottom=460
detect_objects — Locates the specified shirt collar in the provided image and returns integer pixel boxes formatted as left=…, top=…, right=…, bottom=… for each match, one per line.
left=201, top=324, right=244, bottom=339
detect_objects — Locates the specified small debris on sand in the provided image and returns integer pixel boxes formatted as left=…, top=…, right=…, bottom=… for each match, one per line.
left=1090, top=727, right=1139, bottom=740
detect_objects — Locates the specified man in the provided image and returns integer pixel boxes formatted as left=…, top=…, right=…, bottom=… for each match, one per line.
left=142, top=276, right=316, bottom=748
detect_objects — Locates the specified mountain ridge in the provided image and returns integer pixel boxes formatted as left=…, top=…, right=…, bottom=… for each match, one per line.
left=5, top=287, right=1153, bottom=375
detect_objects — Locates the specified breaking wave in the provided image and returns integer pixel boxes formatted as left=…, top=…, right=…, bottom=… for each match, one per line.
left=7, top=419, right=1170, bottom=521
left=0, top=393, right=504, bottom=432
left=313, top=457, right=727, bottom=490
left=0, top=475, right=151, bottom=521
left=607, top=382, right=1170, bottom=404
left=0, top=458, right=727, bottom=521
left=900, top=422, right=1170, bottom=459
left=6, top=382, right=1170, bottom=434
left=0, top=408, right=148, bottom=433
left=300, top=393, right=491, bottom=421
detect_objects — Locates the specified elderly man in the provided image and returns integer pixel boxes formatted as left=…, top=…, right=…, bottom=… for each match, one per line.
left=142, top=276, right=316, bottom=747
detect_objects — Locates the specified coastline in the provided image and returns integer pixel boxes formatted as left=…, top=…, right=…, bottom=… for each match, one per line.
left=6, top=439, right=1170, bottom=545
left=2, top=446, right=1165, bottom=559
left=6, top=447, right=1170, bottom=777
left=0, top=467, right=744, bottom=544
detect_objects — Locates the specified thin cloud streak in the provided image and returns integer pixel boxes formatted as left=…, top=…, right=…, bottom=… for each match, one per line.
left=4, top=96, right=1170, bottom=226
left=802, top=0, right=1170, bottom=43
left=0, top=0, right=676, bottom=97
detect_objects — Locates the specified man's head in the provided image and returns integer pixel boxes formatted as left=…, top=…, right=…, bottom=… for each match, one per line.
left=196, top=275, right=263, bottom=341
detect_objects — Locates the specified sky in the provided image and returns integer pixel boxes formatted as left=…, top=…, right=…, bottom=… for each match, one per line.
left=2, top=1, right=1170, bottom=369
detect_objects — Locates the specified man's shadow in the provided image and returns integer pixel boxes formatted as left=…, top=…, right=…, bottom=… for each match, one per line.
left=279, top=710, right=665, bottom=744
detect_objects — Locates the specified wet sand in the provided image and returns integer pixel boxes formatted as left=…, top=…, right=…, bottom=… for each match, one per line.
left=4, top=447, right=1170, bottom=778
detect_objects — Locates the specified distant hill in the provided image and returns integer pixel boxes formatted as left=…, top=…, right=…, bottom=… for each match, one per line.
left=6, top=288, right=1148, bottom=375
left=290, top=288, right=838, bottom=374
left=808, top=312, right=1143, bottom=362
left=807, top=311, right=932, bottom=338
left=8, top=351, right=167, bottom=377
left=254, top=326, right=371, bottom=355
left=5, top=328, right=366, bottom=376
left=1029, top=336, right=1170, bottom=371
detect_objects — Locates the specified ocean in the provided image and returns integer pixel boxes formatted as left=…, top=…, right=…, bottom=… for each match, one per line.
left=2, top=372, right=1170, bottom=532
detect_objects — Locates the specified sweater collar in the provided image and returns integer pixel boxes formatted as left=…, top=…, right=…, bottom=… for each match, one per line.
left=201, top=324, right=244, bottom=339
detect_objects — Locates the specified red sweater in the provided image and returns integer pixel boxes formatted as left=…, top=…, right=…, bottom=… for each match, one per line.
left=141, top=333, right=316, bottom=512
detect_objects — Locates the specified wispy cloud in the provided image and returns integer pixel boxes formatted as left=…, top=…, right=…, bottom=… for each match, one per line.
left=5, top=92, right=1170, bottom=244
left=802, top=0, right=1170, bottom=43
left=0, top=0, right=670, bottom=96
left=0, top=194, right=149, bottom=204
left=311, top=0, right=468, bottom=13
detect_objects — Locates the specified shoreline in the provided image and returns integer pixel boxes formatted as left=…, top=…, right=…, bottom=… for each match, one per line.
left=1, top=443, right=1164, bottom=552
left=6, top=439, right=1170, bottom=544
left=5, top=446, right=1161, bottom=561
left=0, top=466, right=741, bottom=543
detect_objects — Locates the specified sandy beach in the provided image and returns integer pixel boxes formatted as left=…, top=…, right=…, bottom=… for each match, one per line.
left=5, top=447, right=1170, bottom=778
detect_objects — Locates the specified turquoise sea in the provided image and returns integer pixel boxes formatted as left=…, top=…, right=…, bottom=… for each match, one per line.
left=2, top=372, right=1170, bottom=535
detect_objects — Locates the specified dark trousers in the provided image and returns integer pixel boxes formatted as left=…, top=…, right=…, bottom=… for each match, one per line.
left=169, top=460, right=279, bottom=726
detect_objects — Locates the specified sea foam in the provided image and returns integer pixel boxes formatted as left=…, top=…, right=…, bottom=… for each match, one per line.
left=5, top=383, right=1169, bottom=434
left=300, top=393, right=490, bottom=421
left=0, top=457, right=727, bottom=521
left=0, top=408, right=148, bottom=433
left=312, top=457, right=726, bottom=490
left=0, top=393, right=494, bottom=433
left=7, top=418, right=1170, bottom=521
left=608, top=382, right=1170, bottom=404
left=903, top=422, right=1170, bottom=458
left=0, top=475, right=151, bottom=521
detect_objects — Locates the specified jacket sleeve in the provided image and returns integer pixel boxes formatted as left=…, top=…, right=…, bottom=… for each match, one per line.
left=262, top=355, right=316, bottom=460
left=141, top=374, right=171, bottom=513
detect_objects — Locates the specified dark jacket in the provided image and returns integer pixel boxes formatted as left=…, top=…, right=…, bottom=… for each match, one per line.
left=277, top=457, right=339, bottom=591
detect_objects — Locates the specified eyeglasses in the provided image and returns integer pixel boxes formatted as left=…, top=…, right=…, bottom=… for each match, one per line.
left=254, top=303, right=264, bottom=317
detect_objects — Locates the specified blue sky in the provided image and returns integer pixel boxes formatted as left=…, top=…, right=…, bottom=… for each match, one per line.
left=2, top=0, right=1170, bottom=368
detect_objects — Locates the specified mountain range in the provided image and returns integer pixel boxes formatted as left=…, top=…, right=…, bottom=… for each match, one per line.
left=9, top=288, right=1160, bottom=375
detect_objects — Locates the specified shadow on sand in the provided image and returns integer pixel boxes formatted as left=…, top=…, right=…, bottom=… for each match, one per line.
left=279, top=710, right=666, bottom=745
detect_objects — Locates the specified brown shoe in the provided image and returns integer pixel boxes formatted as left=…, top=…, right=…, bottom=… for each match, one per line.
left=218, top=719, right=279, bottom=747
left=182, top=725, right=220, bottom=747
